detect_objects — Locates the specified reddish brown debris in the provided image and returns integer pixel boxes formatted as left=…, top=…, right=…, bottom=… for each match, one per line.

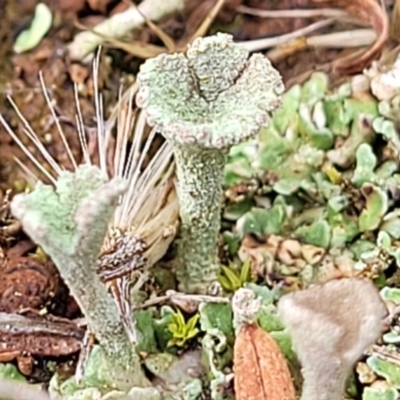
left=86, top=0, right=115, bottom=13
left=14, top=355, right=34, bottom=376
left=234, top=323, right=296, bottom=400
left=0, top=331, right=82, bottom=361
left=0, top=312, right=84, bottom=375
left=0, top=256, right=60, bottom=313
left=43, top=0, right=86, bottom=13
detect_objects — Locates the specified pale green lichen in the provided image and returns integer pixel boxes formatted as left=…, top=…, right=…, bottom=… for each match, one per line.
left=136, top=32, right=284, bottom=293
left=199, top=302, right=234, bottom=400
left=231, top=287, right=261, bottom=332
left=11, top=165, right=147, bottom=390
left=363, top=384, right=398, bottom=400
left=220, top=67, right=400, bottom=287
left=366, top=356, right=400, bottom=389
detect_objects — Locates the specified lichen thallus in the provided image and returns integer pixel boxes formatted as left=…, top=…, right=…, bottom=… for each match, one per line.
left=0, top=54, right=179, bottom=343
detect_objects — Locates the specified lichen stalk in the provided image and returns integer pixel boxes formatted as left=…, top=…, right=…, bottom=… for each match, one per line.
left=299, top=367, right=349, bottom=400
left=174, top=146, right=227, bottom=293
left=277, top=278, right=387, bottom=400
left=11, top=165, right=147, bottom=389
left=61, top=250, right=144, bottom=387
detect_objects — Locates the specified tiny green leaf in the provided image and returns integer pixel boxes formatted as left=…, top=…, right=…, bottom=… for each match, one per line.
left=295, top=219, right=331, bottom=248
left=359, top=184, right=388, bottom=232
left=218, top=261, right=255, bottom=292
left=239, top=259, right=252, bottom=283
left=363, top=385, right=398, bottom=400
left=167, top=309, right=200, bottom=347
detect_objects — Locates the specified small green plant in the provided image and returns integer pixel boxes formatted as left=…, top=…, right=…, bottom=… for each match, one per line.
left=29, top=246, right=49, bottom=262
left=167, top=309, right=200, bottom=347
left=218, top=259, right=254, bottom=292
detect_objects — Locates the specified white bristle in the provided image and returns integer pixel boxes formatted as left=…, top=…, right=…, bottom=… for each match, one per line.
left=92, top=52, right=107, bottom=176
left=0, top=53, right=179, bottom=342
left=1, top=59, right=176, bottom=233
left=39, top=71, right=79, bottom=172
left=74, top=83, right=91, bottom=166
left=0, top=109, right=57, bottom=184
left=13, top=156, right=39, bottom=186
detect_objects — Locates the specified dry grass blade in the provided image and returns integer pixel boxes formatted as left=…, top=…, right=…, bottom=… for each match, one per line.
left=239, top=19, right=336, bottom=52
left=135, top=6, right=176, bottom=53
left=237, top=5, right=350, bottom=19
left=391, top=0, right=400, bottom=39
left=73, top=19, right=167, bottom=59
left=71, top=0, right=227, bottom=60
left=267, top=29, right=377, bottom=62
left=312, top=0, right=389, bottom=73
left=67, top=0, right=188, bottom=60
left=185, top=0, right=226, bottom=47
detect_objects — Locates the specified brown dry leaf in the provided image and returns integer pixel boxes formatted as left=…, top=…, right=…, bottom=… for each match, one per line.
left=0, top=312, right=84, bottom=375
left=68, top=63, right=90, bottom=84
left=238, top=235, right=282, bottom=281
left=312, top=0, right=389, bottom=73
left=0, top=257, right=60, bottom=313
left=234, top=323, right=296, bottom=400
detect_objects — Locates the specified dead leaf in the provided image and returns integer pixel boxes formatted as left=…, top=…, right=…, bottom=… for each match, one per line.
left=312, top=0, right=389, bottom=73
left=68, top=63, right=90, bottom=84
left=0, top=257, right=60, bottom=313
left=15, top=355, right=34, bottom=376
left=6, top=240, right=35, bottom=259
left=0, top=312, right=84, bottom=362
left=234, top=323, right=296, bottom=400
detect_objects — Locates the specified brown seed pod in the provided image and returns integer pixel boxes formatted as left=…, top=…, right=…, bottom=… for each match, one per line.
left=234, top=323, right=296, bottom=400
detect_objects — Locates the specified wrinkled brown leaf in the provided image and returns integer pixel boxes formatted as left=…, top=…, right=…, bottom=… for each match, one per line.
left=234, top=323, right=296, bottom=400
left=0, top=312, right=84, bottom=363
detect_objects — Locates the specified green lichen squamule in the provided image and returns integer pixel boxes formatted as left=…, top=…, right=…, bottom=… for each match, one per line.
left=136, top=33, right=284, bottom=293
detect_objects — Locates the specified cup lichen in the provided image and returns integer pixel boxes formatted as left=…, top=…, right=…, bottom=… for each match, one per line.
left=10, top=165, right=148, bottom=390
left=136, top=32, right=284, bottom=293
